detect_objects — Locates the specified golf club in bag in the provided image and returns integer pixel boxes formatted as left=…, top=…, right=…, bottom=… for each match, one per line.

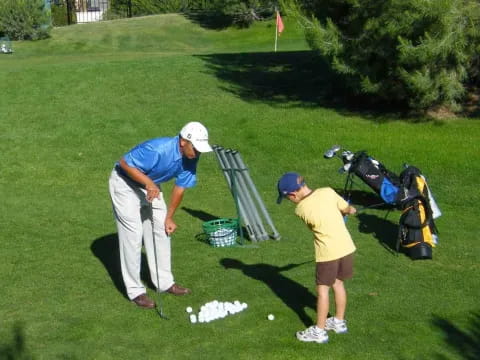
left=324, top=145, right=441, bottom=260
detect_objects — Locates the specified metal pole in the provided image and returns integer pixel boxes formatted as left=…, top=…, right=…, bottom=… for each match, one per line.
left=225, top=149, right=269, bottom=241
left=274, top=15, right=278, bottom=52
left=213, top=146, right=255, bottom=242
left=231, top=150, right=281, bottom=240
left=228, top=167, right=244, bottom=243
left=217, top=147, right=258, bottom=242
left=66, top=0, right=72, bottom=25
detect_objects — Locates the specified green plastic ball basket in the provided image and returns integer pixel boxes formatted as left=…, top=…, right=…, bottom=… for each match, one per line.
left=202, top=218, right=238, bottom=247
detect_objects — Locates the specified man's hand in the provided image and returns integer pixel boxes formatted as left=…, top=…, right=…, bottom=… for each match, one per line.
left=163, top=185, right=185, bottom=235
left=145, top=182, right=160, bottom=202
left=165, top=217, right=177, bottom=235
left=119, top=158, right=160, bottom=203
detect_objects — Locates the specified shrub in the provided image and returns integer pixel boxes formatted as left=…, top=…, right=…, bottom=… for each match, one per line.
left=0, top=0, right=51, bottom=40
left=216, top=0, right=275, bottom=27
left=108, top=0, right=275, bottom=27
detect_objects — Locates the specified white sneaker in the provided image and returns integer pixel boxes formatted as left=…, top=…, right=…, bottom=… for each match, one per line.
left=296, top=326, right=329, bottom=343
left=325, top=317, right=348, bottom=333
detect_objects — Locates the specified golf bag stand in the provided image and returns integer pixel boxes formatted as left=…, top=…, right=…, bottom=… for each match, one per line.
left=325, top=146, right=440, bottom=260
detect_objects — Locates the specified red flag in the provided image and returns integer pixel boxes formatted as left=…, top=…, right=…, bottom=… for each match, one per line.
left=276, top=11, right=284, bottom=35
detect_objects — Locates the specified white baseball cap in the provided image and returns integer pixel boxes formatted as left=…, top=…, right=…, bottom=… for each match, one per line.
left=180, top=122, right=213, bottom=153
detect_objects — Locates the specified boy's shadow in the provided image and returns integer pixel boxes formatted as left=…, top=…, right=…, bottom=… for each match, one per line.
left=357, top=213, right=402, bottom=254
left=220, top=258, right=316, bottom=326
left=90, top=233, right=155, bottom=300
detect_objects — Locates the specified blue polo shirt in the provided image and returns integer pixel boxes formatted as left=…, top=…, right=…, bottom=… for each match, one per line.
left=121, top=136, right=198, bottom=188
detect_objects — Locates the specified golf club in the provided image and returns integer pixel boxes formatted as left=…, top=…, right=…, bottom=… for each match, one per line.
left=323, top=144, right=341, bottom=159
left=324, top=145, right=356, bottom=173
left=355, top=202, right=391, bottom=213
left=151, top=203, right=169, bottom=320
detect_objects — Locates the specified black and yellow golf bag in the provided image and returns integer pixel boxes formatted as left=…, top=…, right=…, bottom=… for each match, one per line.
left=397, top=166, right=438, bottom=260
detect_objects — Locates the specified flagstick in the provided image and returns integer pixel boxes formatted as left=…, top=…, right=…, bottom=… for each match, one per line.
left=274, top=8, right=279, bottom=52
left=275, top=24, right=278, bottom=52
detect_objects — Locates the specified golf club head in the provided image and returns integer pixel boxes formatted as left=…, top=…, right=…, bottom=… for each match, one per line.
left=341, top=151, right=354, bottom=162
left=156, top=305, right=169, bottom=320
left=324, top=145, right=341, bottom=159
left=338, top=163, right=352, bottom=173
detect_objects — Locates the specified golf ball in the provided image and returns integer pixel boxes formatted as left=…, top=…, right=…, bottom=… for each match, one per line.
left=190, top=314, right=197, bottom=323
left=186, top=306, right=193, bottom=313
left=267, top=314, right=275, bottom=321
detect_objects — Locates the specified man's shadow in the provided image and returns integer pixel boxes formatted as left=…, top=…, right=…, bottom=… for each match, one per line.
left=181, top=207, right=218, bottom=222
left=90, top=233, right=155, bottom=299
left=220, top=258, right=316, bottom=326
left=357, top=213, right=402, bottom=255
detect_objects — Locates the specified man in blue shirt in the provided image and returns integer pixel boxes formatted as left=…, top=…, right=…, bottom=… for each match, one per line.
left=109, top=122, right=213, bottom=308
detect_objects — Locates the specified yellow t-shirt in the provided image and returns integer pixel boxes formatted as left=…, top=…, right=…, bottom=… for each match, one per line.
left=295, top=188, right=356, bottom=262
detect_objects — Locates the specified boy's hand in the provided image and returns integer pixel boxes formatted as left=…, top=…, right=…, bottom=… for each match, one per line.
left=347, top=206, right=357, bottom=215
left=343, top=206, right=357, bottom=216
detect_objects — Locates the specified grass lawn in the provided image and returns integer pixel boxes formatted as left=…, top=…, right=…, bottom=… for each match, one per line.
left=0, top=14, right=479, bottom=360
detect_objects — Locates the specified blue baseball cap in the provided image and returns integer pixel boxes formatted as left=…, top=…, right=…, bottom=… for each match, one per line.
left=277, top=172, right=304, bottom=204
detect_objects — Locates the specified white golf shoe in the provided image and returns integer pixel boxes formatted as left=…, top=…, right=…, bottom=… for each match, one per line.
left=325, top=317, right=348, bottom=334
left=296, top=326, right=329, bottom=344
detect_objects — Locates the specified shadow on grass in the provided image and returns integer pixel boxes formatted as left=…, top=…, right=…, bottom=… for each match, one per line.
left=182, top=207, right=218, bottom=222
left=220, top=258, right=316, bottom=326
left=335, top=188, right=395, bottom=209
left=91, top=233, right=156, bottom=299
left=357, top=213, right=402, bottom=256
left=196, top=50, right=410, bottom=121
left=432, top=311, right=480, bottom=360
left=182, top=11, right=232, bottom=30
left=0, top=323, right=33, bottom=360
left=0, top=322, right=77, bottom=360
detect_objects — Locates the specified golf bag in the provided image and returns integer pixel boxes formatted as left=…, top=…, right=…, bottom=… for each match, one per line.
left=396, top=166, right=439, bottom=260
left=325, top=146, right=441, bottom=260
left=343, top=151, right=401, bottom=205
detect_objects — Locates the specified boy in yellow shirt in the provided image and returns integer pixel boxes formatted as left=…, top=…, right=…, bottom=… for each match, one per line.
left=277, top=172, right=357, bottom=344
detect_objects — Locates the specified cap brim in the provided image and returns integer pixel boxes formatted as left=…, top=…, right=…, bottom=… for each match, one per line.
left=192, top=140, right=213, bottom=153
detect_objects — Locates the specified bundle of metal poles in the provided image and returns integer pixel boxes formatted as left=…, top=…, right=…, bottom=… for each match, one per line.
left=213, top=145, right=281, bottom=242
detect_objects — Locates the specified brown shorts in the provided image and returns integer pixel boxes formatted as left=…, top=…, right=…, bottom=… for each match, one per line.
left=316, top=253, right=354, bottom=286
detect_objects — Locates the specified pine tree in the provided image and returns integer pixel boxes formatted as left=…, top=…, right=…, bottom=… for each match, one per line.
left=283, top=0, right=480, bottom=114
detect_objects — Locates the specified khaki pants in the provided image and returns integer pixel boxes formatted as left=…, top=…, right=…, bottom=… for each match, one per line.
left=108, top=169, right=174, bottom=300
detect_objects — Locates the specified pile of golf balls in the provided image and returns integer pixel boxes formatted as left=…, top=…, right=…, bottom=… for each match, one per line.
left=209, top=228, right=236, bottom=247
left=186, top=300, right=248, bottom=324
